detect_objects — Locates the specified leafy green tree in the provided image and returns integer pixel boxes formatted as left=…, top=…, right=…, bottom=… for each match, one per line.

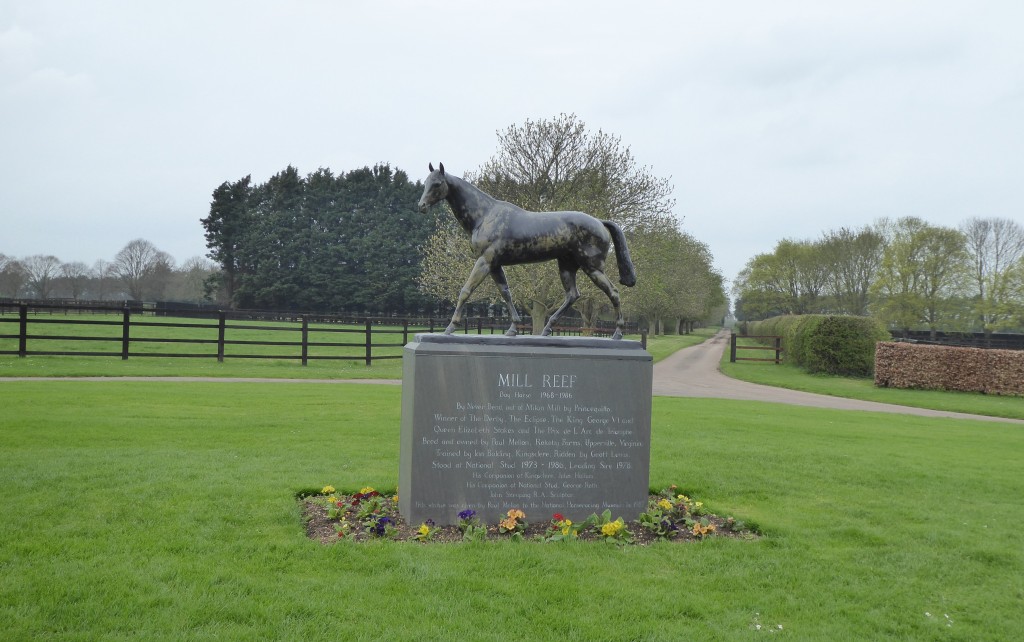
left=819, top=225, right=884, bottom=316
left=871, top=217, right=969, bottom=336
left=732, top=239, right=828, bottom=319
left=621, top=228, right=723, bottom=333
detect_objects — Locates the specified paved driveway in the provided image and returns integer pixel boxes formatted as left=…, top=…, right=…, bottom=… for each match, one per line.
left=654, top=330, right=1024, bottom=424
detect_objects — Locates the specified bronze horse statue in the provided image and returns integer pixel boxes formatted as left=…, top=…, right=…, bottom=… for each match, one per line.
left=417, top=163, right=636, bottom=339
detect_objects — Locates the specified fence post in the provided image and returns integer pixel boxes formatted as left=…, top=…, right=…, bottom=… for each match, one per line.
left=477, top=317, right=482, bottom=335
left=463, top=317, right=469, bottom=334
left=403, top=319, right=409, bottom=345
left=365, top=320, right=372, bottom=366
left=121, top=304, right=131, bottom=360
left=18, top=304, right=27, bottom=357
left=775, top=336, right=782, bottom=364
left=641, top=329, right=647, bottom=350
left=217, top=311, right=226, bottom=362
left=301, top=315, right=309, bottom=366
left=730, top=333, right=737, bottom=363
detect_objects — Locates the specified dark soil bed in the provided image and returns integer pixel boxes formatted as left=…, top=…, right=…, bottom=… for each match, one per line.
left=301, top=490, right=757, bottom=545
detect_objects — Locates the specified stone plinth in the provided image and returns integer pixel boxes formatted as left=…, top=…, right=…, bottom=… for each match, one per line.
left=399, top=333, right=653, bottom=525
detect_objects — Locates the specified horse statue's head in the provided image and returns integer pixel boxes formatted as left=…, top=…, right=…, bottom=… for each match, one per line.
left=417, top=162, right=449, bottom=213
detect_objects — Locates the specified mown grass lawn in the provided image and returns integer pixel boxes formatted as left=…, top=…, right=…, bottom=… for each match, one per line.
left=1, top=380, right=1021, bottom=640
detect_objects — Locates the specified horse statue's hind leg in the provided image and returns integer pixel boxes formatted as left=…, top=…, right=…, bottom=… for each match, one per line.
left=540, top=258, right=581, bottom=336
left=584, top=268, right=625, bottom=340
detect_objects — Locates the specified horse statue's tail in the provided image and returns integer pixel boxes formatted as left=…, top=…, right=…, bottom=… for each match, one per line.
left=602, top=221, right=637, bottom=287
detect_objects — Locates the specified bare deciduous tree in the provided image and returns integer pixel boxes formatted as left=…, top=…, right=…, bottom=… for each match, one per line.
left=113, top=239, right=174, bottom=301
left=21, top=254, right=62, bottom=299
left=961, top=217, right=1024, bottom=336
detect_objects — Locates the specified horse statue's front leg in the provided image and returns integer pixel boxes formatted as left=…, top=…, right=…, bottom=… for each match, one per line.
left=445, top=257, right=492, bottom=335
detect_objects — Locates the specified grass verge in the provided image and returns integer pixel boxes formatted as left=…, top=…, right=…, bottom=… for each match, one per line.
left=1, top=381, right=1021, bottom=639
left=719, top=341, right=1024, bottom=420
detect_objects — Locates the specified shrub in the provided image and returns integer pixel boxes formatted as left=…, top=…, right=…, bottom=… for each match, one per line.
left=805, top=316, right=890, bottom=376
left=748, top=315, right=890, bottom=377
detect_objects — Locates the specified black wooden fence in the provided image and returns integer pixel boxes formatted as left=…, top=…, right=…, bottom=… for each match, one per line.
left=1, top=303, right=642, bottom=365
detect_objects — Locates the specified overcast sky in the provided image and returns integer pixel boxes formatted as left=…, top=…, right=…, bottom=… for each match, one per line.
left=2, top=1, right=1022, bottom=293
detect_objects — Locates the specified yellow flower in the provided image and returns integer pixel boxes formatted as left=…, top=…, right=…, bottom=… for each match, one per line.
left=327, top=495, right=338, bottom=503
left=601, top=519, right=624, bottom=537
left=657, top=499, right=673, bottom=511
left=391, top=495, right=399, bottom=503
left=677, top=494, right=689, bottom=502
left=507, top=508, right=525, bottom=521
left=359, top=486, right=375, bottom=494
left=418, top=523, right=431, bottom=536
left=500, top=517, right=518, bottom=531
left=321, top=485, right=336, bottom=495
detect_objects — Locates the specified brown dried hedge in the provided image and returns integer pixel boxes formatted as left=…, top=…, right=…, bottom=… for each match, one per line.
left=874, top=342, right=1024, bottom=396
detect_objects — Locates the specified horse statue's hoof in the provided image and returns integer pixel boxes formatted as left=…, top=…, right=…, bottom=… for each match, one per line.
left=443, top=324, right=457, bottom=335
left=611, top=330, right=623, bottom=340
left=540, top=327, right=553, bottom=337
left=505, top=330, right=517, bottom=337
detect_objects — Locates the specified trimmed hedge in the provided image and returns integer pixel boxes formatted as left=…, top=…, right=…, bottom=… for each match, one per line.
left=875, top=342, right=1024, bottom=396
left=748, top=315, right=891, bottom=377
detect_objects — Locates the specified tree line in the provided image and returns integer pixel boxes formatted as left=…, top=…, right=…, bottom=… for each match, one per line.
left=0, top=240, right=216, bottom=303
left=200, top=114, right=726, bottom=330
left=10, top=115, right=727, bottom=331
left=732, top=216, right=1024, bottom=336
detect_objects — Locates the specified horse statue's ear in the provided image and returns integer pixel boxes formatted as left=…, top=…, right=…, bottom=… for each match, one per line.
left=439, top=162, right=445, bottom=175
left=429, top=163, right=435, bottom=172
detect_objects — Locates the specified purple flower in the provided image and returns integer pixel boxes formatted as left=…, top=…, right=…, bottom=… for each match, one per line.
left=458, top=509, right=476, bottom=521
left=371, top=516, right=393, bottom=536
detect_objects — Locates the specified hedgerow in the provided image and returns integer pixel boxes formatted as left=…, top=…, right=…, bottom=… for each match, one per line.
left=747, top=315, right=890, bottom=376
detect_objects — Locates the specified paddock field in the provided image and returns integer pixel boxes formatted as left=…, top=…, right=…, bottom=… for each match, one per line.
left=1, top=379, right=1021, bottom=640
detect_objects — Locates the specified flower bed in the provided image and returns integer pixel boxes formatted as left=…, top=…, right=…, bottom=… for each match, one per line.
left=301, top=485, right=757, bottom=545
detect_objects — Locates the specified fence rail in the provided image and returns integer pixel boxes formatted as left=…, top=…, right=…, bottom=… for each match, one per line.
left=1, top=303, right=642, bottom=365
left=730, top=334, right=783, bottom=364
